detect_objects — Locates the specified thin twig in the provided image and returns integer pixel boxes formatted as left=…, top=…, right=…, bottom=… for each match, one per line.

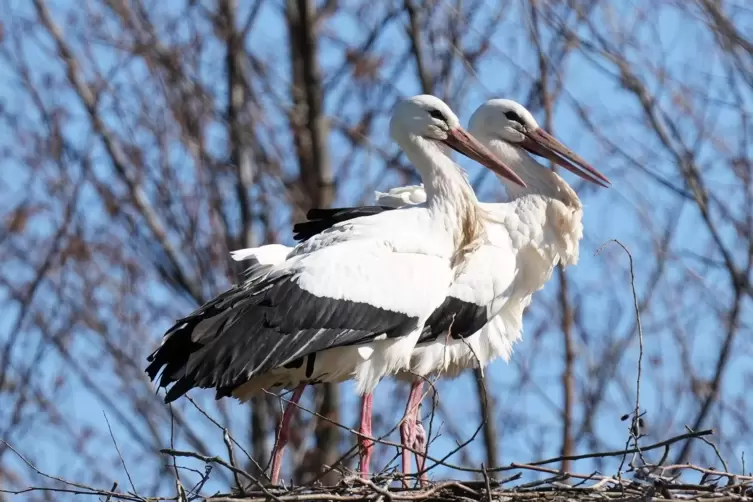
left=685, top=424, right=729, bottom=472
left=169, top=404, right=187, bottom=500
left=160, top=448, right=281, bottom=502
left=102, top=411, right=139, bottom=497
left=596, top=239, right=646, bottom=474
left=224, top=428, right=244, bottom=493
left=105, top=482, right=118, bottom=502
left=471, top=429, right=714, bottom=474
left=0, top=439, right=139, bottom=499
left=185, top=396, right=263, bottom=477
left=481, top=464, right=492, bottom=502
left=658, top=463, right=753, bottom=481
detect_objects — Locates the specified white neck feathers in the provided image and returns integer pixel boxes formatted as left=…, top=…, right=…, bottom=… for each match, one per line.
left=402, top=137, right=487, bottom=264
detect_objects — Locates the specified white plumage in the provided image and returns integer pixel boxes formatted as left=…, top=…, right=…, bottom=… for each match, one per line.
left=146, top=94, right=526, bottom=485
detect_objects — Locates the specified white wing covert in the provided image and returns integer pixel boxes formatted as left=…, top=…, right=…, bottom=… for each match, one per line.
left=374, top=184, right=427, bottom=207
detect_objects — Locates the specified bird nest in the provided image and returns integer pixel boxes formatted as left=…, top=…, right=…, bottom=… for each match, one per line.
left=202, top=470, right=753, bottom=502
left=3, top=428, right=752, bottom=501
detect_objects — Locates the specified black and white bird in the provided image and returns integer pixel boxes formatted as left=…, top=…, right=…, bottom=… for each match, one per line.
left=145, top=94, right=526, bottom=484
left=242, top=98, right=611, bottom=484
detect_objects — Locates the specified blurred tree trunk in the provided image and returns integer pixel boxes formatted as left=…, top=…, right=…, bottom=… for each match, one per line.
left=285, top=0, right=339, bottom=484
left=218, top=0, right=270, bottom=482
left=473, top=370, right=498, bottom=473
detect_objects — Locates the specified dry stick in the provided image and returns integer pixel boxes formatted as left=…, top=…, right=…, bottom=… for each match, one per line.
left=510, top=463, right=617, bottom=484
left=224, top=428, right=244, bottom=493
left=742, top=451, right=746, bottom=475
left=481, top=464, right=492, bottom=502
left=305, top=441, right=363, bottom=485
left=176, top=479, right=188, bottom=502
left=0, top=440, right=140, bottom=501
left=169, top=404, right=188, bottom=500
left=187, top=466, right=213, bottom=500
left=657, top=463, right=753, bottom=481
left=571, top=471, right=606, bottom=488
left=418, top=340, right=448, bottom=487
left=347, top=475, right=397, bottom=499
left=595, top=240, right=646, bottom=476
left=500, top=429, right=714, bottom=473
left=514, top=473, right=569, bottom=490
left=0, top=486, right=146, bottom=500
left=160, top=448, right=283, bottom=502
left=685, top=424, right=730, bottom=473
left=102, top=411, right=140, bottom=498
left=185, top=395, right=266, bottom=479
left=104, top=482, right=118, bottom=502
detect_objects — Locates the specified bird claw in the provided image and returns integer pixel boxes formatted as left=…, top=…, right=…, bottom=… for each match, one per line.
left=413, top=421, right=428, bottom=486
left=358, top=438, right=375, bottom=454
left=358, top=435, right=375, bottom=479
left=400, top=416, right=429, bottom=487
left=414, top=422, right=426, bottom=450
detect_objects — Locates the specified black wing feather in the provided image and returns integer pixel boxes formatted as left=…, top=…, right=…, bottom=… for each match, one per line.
left=417, top=297, right=489, bottom=344
left=146, top=273, right=419, bottom=402
left=292, top=206, right=396, bottom=242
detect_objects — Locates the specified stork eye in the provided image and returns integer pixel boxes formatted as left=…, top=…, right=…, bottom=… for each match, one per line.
left=505, top=111, right=525, bottom=125
left=429, top=109, right=446, bottom=121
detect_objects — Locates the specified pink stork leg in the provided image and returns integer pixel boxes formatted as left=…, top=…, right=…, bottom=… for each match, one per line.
left=269, top=384, right=306, bottom=485
left=358, top=393, right=374, bottom=478
left=400, top=380, right=426, bottom=487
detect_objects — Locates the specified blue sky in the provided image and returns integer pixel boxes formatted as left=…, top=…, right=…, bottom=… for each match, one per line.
left=1, top=0, right=751, bottom=498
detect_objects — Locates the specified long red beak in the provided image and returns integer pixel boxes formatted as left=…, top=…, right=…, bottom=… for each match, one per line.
left=520, top=128, right=611, bottom=188
left=443, top=127, right=527, bottom=188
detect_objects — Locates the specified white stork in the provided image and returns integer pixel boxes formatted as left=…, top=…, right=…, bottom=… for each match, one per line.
left=280, top=98, right=611, bottom=485
left=146, top=94, right=526, bottom=485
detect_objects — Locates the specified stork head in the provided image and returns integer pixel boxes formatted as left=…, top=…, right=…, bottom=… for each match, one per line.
left=390, top=95, right=526, bottom=187
left=468, top=99, right=611, bottom=188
